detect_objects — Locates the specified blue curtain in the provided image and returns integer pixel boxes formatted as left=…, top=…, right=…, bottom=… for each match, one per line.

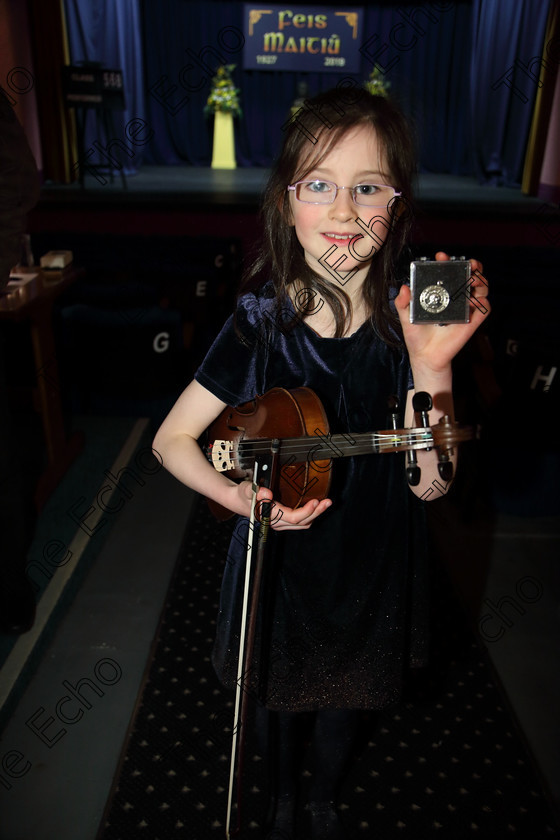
left=64, top=0, right=146, bottom=174
left=360, top=2, right=473, bottom=175
left=63, top=0, right=553, bottom=182
left=141, top=0, right=474, bottom=172
left=470, top=0, right=551, bottom=185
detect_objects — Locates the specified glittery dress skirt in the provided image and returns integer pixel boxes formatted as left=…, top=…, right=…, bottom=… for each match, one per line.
left=211, top=468, right=429, bottom=713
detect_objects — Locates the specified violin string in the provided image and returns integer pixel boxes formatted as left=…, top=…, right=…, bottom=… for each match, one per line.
left=212, top=439, right=429, bottom=459
left=237, top=433, right=457, bottom=453
left=239, top=441, right=431, bottom=455
left=208, top=431, right=469, bottom=468
left=222, top=433, right=435, bottom=450
left=211, top=433, right=467, bottom=451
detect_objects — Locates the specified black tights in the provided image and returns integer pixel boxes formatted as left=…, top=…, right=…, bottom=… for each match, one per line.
left=308, top=709, right=358, bottom=802
left=269, top=708, right=359, bottom=804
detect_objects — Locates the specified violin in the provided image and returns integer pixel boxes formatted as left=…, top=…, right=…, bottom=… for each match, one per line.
left=205, top=386, right=473, bottom=519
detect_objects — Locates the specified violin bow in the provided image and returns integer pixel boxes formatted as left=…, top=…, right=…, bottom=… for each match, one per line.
left=225, top=442, right=279, bottom=839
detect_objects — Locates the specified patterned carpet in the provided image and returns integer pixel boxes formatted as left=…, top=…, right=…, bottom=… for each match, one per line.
left=98, top=498, right=560, bottom=840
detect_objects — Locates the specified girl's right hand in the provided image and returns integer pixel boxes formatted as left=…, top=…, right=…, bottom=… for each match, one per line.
left=236, top=480, right=332, bottom=530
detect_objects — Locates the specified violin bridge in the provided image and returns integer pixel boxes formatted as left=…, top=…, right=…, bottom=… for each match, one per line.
left=209, top=439, right=235, bottom=472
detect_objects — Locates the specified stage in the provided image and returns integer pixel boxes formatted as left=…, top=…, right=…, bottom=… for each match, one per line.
left=32, top=166, right=560, bottom=252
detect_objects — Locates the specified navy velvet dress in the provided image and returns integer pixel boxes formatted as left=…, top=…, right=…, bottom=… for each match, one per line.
left=195, top=282, right=428, bottom=712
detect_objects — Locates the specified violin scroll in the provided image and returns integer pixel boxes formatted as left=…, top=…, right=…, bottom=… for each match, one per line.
left=407, top=392, right=473, bottom=486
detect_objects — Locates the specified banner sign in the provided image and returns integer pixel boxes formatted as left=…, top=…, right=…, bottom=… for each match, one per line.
left=243, top=5, right=363, bottom=72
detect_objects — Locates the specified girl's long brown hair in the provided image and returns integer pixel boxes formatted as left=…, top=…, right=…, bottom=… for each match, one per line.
left=241, top=85, right=417, bottom=344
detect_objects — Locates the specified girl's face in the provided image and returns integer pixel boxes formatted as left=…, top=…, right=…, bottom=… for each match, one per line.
left=288, top=124, right=395, bottom=288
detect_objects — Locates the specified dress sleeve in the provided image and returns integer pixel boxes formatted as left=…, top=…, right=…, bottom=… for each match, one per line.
left=194, top=292, right=268, bottom=405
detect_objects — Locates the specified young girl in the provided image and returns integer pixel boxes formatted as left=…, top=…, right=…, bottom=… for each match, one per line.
left=153, top=87, right=489, bottom=839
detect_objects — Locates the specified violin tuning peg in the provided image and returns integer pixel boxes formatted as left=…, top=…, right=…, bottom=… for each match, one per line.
left=407, top=464, right=421, bottom=486
left=436, top=414, right=454, bottom=481
left=387, top=395, right=400, bottom=429
left=387, top=394, right=400, bottom=412
left=438, top=461, right=454, bottom=482
left=412, top=391, right=432, bottom=414
left=412, top=392, right=432, bottom=437
left=406, top=447, right=420, bottom=485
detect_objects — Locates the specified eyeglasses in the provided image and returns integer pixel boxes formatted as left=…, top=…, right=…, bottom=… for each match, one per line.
left=287, top=180, right=401, bottom=207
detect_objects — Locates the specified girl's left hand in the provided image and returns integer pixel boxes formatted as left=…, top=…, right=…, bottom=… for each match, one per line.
left=394, top=252, right=490, bottom=374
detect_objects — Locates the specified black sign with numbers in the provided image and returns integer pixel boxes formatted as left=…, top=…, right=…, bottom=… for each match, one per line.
left=62, top=66, right=125, bottom=109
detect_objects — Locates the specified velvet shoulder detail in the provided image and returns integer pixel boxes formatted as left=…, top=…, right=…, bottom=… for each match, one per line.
left=194, top=285, right=279, bottom=405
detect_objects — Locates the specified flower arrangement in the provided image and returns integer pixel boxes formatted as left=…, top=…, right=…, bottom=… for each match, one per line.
left=204, top=64, right=242, bottom=118
left=363, top=66, right=391, bottom=98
